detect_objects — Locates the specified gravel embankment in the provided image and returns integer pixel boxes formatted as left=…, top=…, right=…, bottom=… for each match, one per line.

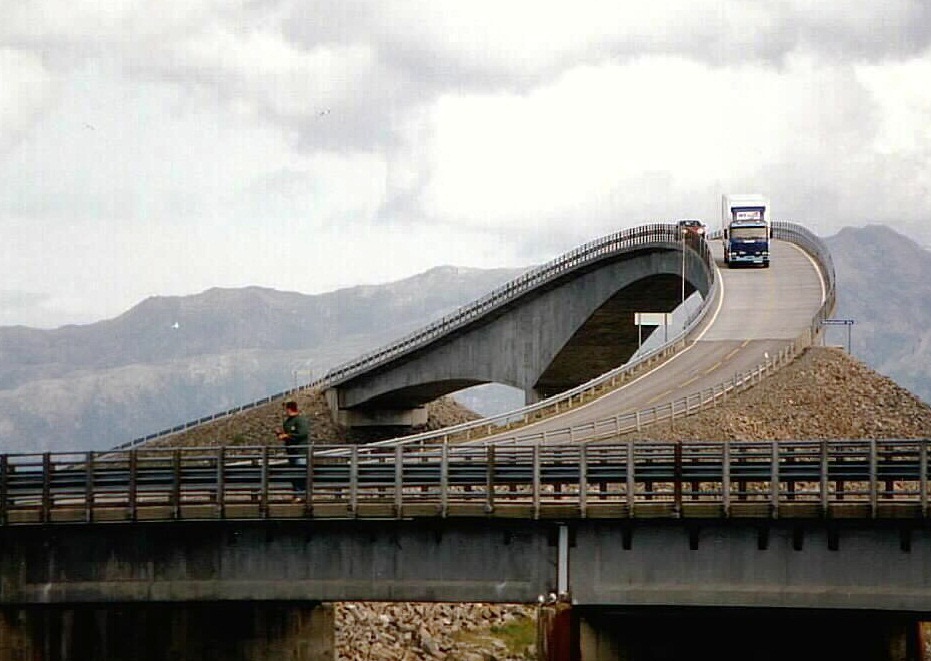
left=157, top=346, right=931, bottom=660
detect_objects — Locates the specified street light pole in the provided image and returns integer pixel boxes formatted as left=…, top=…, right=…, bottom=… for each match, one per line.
left=680, top=228, right=686, bottom=305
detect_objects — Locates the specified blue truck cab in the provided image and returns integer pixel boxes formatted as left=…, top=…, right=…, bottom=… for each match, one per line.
left=721, top=194, right=771, bottom=268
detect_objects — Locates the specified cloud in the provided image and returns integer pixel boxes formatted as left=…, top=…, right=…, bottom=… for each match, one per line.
left=1, top=1, right=931, bottom=328
left=0, top=49, right=56, bottom=153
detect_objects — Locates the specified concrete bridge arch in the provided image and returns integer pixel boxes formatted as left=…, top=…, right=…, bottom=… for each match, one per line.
left=326, top=234, right=713, bottom=427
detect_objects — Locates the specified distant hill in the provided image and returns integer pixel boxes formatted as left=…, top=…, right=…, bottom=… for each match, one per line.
left=1, top=225, right=928, bottom=454
left=0, top=266, right=525, bottom=452
left=825, top=225, right=931, bottom=406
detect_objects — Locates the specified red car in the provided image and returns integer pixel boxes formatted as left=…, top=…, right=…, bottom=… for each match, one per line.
left=677, top=219, right=706, bottom=238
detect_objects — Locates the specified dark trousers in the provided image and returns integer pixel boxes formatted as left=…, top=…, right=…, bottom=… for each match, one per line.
left=284, top=442, right=306, bottom=492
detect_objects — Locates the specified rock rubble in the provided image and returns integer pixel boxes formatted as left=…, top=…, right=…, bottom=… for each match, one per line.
left=158, top=346, right=931, bottom=659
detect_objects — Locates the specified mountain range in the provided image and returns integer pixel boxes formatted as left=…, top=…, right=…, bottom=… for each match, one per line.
left=0, top=225, right=928, bottom=453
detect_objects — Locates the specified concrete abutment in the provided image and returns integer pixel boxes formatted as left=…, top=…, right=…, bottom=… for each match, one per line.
left=0, top=602, right=334, bottom=661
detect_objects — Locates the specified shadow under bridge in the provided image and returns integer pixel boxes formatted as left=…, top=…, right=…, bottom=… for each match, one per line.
left=324, top=227, right=713, bottom=427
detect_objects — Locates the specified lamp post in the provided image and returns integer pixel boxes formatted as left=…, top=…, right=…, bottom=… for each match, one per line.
left=680, top=227, right=686, bottom=305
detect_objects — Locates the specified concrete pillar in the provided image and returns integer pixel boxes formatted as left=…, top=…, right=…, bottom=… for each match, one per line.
left=0, top=602, right=333, bottom=661
left=325, top=388, right=428, bottom=427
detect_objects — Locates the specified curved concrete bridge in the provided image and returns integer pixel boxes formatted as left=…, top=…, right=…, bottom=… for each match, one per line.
left=322, top=224, right=716, bottom=426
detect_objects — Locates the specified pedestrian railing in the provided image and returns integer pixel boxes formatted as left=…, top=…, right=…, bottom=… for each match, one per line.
left=1, top=438, right=925, bottom=525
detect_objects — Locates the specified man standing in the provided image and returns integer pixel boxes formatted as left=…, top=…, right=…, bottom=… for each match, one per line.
left=276, top=400, right=310, bottom=495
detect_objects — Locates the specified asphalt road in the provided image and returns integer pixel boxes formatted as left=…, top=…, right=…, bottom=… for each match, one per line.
left=482, top=238, right=827, bottom=439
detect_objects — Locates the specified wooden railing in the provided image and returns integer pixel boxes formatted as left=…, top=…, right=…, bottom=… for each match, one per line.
left=2, top=439, right=928, bottom=525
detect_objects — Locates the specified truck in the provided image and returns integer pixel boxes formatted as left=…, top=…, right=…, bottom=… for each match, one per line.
left=721, top=193, right=771, bottom=268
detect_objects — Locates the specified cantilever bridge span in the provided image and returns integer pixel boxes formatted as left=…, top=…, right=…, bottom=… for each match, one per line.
left=319, top=224, right=716, bottom=427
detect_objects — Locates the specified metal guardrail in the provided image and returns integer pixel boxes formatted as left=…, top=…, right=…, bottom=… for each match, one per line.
left=116, top=221, right=831, bottom=452
left=1, top=438, right=928, bottom=525
left=115, top=222, right=712, bottom=450
left=353, top=221, right=835, bottom=449
left=314, top=223, right=706, bottom=388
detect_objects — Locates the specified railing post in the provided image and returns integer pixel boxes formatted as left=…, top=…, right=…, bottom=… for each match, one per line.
left=42, top=452, right=51, bottom=524
left=869, top=439, right=878, bottom=518
left=395, top=445, right=404, bottom=517
left=128, top=449, right=138, bottom=522
left=0, top=454, right=7, bottom=526
left=350, top=445, right=359, bottom=514
left=820, top=440, right=829, bottom=517
left=259, top=445, right=269, bottom=519
left=921, top=439, right=928, bottom=518
left=486, top=445, right=495, bottom=514
left=579, top=445, right=587, bottom=518
left=304, top=443, right=314, bottom=516
left=673, top=442, right=682, bottom=516
left=172, top=449, right=181, bottom=520
left=770, top=441, right=779, bottom=519
left=216, top=446, right=225, bottom=518
left=440, top=443, right=449, bottom=518
left=532, top=445, right=540, bottom=519
left=722, top=441, right=730, bottom=517
left=626, top=440, right=636, bottom=517
left=85, top=451, right=94, bottom=523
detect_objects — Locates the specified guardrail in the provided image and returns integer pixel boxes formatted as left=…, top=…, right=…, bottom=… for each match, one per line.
left=353, top=221, right=834, bottom=448
left=116, top=221, right=831, bottom=452
left=116, top=222, right=712, bottom=450
left=314, top=223, right=706, bottom=388
left=2, top=438, right=927, bottom=525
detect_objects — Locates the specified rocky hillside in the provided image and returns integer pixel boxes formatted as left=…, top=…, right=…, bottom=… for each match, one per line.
left=153, top=346, right=931, bottom=660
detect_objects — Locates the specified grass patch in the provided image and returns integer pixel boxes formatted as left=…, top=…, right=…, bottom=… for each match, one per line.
left=491, top=617, right=537, bottom=656
left=453, top=614, right=537, bottom=658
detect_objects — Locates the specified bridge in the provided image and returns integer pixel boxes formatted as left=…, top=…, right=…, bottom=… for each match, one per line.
left=2, top=222, right=928, bottom=660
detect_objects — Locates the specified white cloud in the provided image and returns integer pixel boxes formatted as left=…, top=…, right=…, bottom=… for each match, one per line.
left=1, top=1, right=931, bottom=327
left=0, top=49, right=56, bottom=153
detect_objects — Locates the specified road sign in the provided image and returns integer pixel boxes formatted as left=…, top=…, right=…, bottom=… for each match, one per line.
left=634, top=312, right=670, bottom=326
left=822, top=318, right=854, bottom=353
left=635, top=312, right=672, bottom=347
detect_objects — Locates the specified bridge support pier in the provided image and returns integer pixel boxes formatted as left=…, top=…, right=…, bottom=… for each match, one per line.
left=325, top=389, right=428, bottom=427
left=0, top=602, right=334, bottom=661
left=572, top=608, right=922, bottom=661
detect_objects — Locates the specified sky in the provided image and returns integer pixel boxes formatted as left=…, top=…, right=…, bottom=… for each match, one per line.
left=1, top=2, right=930, bottom=328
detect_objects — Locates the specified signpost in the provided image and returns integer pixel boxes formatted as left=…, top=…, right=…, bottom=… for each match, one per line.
left=822, top=318, right=854, bottom=353
left=635, top=312, right=672, bottom=351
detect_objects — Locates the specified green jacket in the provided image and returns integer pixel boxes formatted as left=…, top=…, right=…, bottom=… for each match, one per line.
left=282, top=414, right=310, bottom=446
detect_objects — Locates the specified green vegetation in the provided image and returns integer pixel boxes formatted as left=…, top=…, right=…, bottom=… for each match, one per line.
left=453, top=614, right=537, bottom=658
left=491, top=617, right=537, bottom=656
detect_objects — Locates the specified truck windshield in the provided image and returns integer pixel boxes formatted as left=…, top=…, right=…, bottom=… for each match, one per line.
left=731, top=226, right=767, bottom=240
